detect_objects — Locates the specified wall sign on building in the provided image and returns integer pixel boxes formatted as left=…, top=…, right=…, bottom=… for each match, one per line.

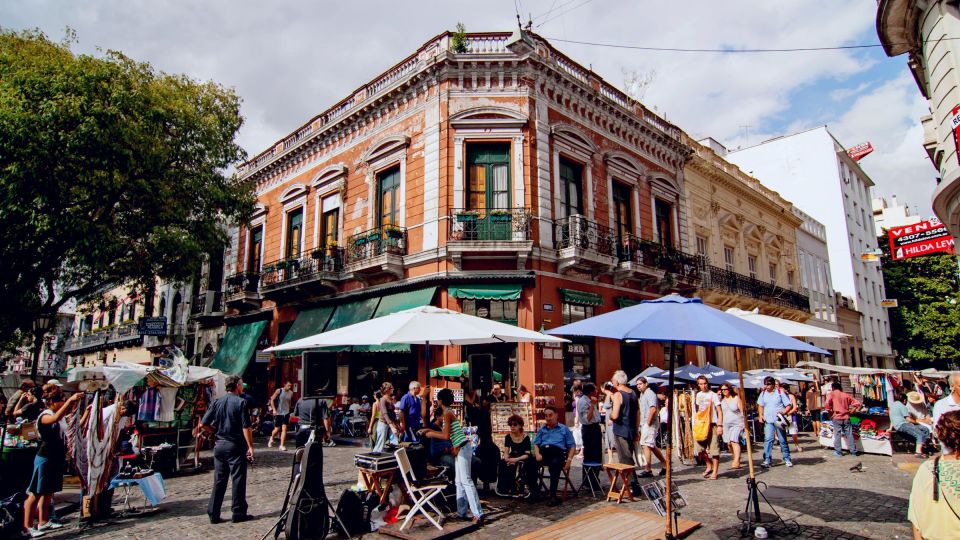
left=952, top=105, right=960, bottom=166
left=888, top=218, right=957, bottom=260
left=880, top=299, right=899, bottom=308
left=137, top=316, right=167, bottom=336
left=846, top=142, right=874, bottom=161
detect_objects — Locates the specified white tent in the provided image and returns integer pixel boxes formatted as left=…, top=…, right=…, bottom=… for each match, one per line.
left=67, top=360, right=224, bottom=394
left=725, top=308, right=849, bottom=339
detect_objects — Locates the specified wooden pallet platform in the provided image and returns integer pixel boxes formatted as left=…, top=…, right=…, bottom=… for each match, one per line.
left=515, top=507, right=700, bottom=540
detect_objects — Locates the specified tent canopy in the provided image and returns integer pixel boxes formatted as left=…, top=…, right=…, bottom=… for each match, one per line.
left=725, top=308, right=849, bottom=339
left=67, top=361, right=224, bottom=394
left=429, top=362, right=503, bottom=382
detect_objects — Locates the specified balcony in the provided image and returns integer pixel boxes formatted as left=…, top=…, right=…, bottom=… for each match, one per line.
left=700, top=265, right=810, bottom=314
left=554, top=215, right=618, bottom=275
left=225, top=271, right=262, bottom=310
left=190, top=290, right=226, bottom=326
left=615, top=235, right=704, bottom=290
left=447, top=208, right=533, bottom=269
left=260, top=249, right=345, bottom=301
left=343, top=225, right=407, bottom=281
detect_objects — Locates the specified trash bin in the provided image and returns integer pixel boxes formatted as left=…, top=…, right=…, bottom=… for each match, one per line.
left=0, top=445, right=38, bottom=498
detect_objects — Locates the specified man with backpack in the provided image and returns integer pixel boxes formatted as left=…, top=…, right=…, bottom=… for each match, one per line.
left=757, top=376, right=795, bottom=468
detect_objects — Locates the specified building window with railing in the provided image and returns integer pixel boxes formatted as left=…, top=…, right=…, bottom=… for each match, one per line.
left=769, top=263, right=777, bottom=285
left=748, top=255, right=758, bottom=279
left=654, top=199, right=674, bottom=247
left=248, top=225, right=263, bottom=272
left=724, top=246, right=735, bottom=272
left=462, top=298, right=518, bottom=325
left=467, top=143, right=511, bottom=210
left=378, top=166, right=401, bottom=227
left=695, top=236, right=707, bottom=257
left=787, top=270, right=794, bottom=288
left=320, top=194, right=340, bottom=248
left=612, top=181, right=632, bottom=242
left=559, top=157, right=584, bottom=218
left=285, top=207, right=304, bottom=259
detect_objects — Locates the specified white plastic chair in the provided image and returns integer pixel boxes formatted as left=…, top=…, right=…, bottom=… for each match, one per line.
left=394, top=447, right=446, bottom=532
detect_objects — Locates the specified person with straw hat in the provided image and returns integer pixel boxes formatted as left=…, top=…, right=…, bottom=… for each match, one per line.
left=892, top=390, right=931, bottom=458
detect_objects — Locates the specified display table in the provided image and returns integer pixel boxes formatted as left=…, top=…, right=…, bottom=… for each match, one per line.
left=108, top=472, right=167, bottom=513
left=818, top=413, right=892, bottom=456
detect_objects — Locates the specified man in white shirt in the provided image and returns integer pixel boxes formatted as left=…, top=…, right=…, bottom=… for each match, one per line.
left=932, top=374, right=960, bottom=452
left=693, top=375, right=723, bottom=480
left=635, top=377, right=666, bottom=478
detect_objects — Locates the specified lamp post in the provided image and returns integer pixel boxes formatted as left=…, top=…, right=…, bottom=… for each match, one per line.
left=30, top=313, right=54, bottom=383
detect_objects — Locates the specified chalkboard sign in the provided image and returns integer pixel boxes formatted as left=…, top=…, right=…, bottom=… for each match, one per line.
left=490, top=402, right=534, bottom=433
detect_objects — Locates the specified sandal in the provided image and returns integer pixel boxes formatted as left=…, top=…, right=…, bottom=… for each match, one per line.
left=702, top=470, right=712, bottom=478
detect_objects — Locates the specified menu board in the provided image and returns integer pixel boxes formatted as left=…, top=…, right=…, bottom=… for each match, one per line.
left=490, top=402, right=534, bottom=433
left=432, top=387, right=464, bottom=403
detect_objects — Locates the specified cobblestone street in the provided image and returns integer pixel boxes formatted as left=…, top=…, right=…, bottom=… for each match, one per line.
left=40, top=435, right=913, bottom=540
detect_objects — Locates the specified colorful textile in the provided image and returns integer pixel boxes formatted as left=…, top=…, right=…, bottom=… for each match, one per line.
left=109, top=473, right=167, bottom=507
left=138, top=387, right=160, bottom=421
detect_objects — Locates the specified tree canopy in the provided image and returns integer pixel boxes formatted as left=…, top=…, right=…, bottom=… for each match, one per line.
left=0, top=29, right=254, bottom=342
left=879, top=238, right=960, bottom=369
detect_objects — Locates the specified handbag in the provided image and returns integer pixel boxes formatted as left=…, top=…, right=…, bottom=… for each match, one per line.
left=693, top=408, right=711, bottom=442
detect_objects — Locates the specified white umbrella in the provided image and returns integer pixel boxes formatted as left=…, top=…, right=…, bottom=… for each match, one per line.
left=725, top=308, right=850, bottom=339
left=267, top=305, right=567, bottom=351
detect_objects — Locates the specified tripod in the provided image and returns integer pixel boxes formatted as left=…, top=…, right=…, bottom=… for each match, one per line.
left=736, top=476, right=799, bottom=537
left=262, top=426, right=350, bottom=540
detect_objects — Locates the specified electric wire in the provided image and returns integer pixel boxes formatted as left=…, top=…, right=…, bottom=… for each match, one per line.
left=541, top=35, right=960, bottom=54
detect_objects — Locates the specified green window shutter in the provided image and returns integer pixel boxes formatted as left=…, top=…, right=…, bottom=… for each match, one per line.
left=560, top=288, right=603, bottom=306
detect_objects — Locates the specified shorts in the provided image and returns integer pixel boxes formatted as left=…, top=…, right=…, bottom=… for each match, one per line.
left=694, top=425, right=720, bottom=457
left=614, top=435, right=636, bottom=466
left=639, top=423, right=658, bottom=448
left=788, top=422, right=798, bottom=435
left=274, top=414, right=290, bottom=426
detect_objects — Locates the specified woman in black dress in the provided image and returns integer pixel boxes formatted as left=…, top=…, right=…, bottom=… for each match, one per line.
left=496, top=414, right=533, bottom=496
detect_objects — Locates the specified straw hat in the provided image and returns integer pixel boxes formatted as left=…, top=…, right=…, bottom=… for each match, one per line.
left=907, top=391, right=924, bottom=405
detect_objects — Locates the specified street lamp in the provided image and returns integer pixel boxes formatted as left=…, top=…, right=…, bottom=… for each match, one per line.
left=30, top=313, right=54, bottom=382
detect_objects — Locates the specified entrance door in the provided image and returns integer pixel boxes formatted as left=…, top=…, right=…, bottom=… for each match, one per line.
left=467, top=143, right=512, bottom=240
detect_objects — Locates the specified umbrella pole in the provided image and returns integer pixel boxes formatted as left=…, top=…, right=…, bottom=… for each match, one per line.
left=737, top=347, right=767, bottom=532
left=664, top=340, right=677, bottom=540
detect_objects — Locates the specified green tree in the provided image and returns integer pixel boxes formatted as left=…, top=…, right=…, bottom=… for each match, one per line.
left=879, top=238, right=960, bottom=369
left=0, top=29, right=254, bottom=342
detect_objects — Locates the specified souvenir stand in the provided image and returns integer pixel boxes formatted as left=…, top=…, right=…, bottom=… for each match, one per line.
left=796, top=361, right=898, bottom=456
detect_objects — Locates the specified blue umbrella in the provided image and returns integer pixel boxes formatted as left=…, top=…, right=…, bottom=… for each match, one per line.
left=748, top=368, right=814, bottom=382
left=654, top=363, right=738, bottom=384
left=547, top=294, right=828, bottom=534
left=728, top=374, right=768, bottom=389
left=628, top=365, right=670, bottom=386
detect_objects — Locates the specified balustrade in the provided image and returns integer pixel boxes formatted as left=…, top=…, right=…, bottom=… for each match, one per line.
left=449, top=208, right=531, bottom=242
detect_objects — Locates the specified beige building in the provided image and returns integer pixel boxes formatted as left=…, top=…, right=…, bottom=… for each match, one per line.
left=877, top=1, right=960, bottom=239
left=683, top=136, right=809, bottom=370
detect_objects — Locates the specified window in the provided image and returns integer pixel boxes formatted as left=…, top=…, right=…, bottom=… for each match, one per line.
left=248, top=226, right=263, bottom=273
left=861, top=208, right=868, bottom=232
left=654, top=199, right=674, bottom=247
left=320, top=194, right=340, bottom=247
left=559, top=158, right=584, bottom=218
left=695, top=236, right=708, bottom=257
left=562, top=303, right=595, bottom=324
left=612, top=182, right=632, bottom=241
left=798, top=253, right=808, bottom=287
left=873, top=282, right=879, bottom=304
left=748, top=255, right=757, bottom=279
left=787, top=270, right=794, bottom=288
left=285, top=207, right=304, bottom=259
left=723, top=246, right=735, bottom=272
left=377, top=166, right=401, bottom=227
left=769, top=263, right=777, bottom=284
left=462, top=299, right=518, bottom=324
left=467, top=143, right=511, bottom=210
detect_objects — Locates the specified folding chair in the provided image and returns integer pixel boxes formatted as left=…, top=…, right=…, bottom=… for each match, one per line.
left=538, top=463, right=576, bottom=500
left=394, top=447, right=447, bottom=532
left=577, top=461, right=604, bottom=498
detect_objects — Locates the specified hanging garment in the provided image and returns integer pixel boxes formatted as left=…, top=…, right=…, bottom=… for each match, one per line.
left=157, top=387, right=178, bottom=422
left=138, top=387, right=160, bottom=421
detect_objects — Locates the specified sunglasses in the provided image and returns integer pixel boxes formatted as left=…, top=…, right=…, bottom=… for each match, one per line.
left=508, top=422, right=520, bottom=427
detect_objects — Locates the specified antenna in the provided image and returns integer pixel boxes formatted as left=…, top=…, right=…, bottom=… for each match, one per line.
left=516, top=13, right=523, bottom=29
left=739, top=124, right=752, bottom=145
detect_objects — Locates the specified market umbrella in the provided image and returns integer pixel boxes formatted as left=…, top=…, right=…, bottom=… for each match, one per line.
left=430, top=362, right=503, bottom=382
left=728, top=374, right=768, bottom=389
left=725, top=308, right=850, bottom=338
left=747, top=368, right=814, bottom=382
left=547, top=294, right=828, bottom=539
left=266, top=305, right=567, bottom=387
left=647, top=363, right=738, bottom=384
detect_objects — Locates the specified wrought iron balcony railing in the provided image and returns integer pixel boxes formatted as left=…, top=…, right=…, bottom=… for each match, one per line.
left=191, top=291, right=225, bottom=316
left=346, top=225, right=407, bottom=263
left=701, top=265, right=810, bottom=311
left=449, top=208, right=531, bottom=242
left=618, top=235, right=705, bottom=282
left=554, top=215, right=616, bottom=257
left=225, top=271, right=261, bottom=297
left=260, top=249, right=344, bottom=291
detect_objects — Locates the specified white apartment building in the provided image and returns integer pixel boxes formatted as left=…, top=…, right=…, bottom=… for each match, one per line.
left=726, top=126, right=894, bottom=368
left=791, top=206, right=839, bottom=329
left=872, top=194, right=922, bottom=237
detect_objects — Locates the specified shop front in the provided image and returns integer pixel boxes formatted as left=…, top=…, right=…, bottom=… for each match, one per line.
left=449, top=284, right=523, bottom=395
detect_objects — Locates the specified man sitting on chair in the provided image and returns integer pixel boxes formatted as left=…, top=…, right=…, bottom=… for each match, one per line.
left=532, top=406, right=576, bottom=506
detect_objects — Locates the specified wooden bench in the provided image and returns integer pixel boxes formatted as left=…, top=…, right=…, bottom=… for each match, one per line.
left=603, top=463, right=636, bottom=504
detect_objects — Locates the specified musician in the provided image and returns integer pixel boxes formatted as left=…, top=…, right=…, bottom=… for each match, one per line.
left=201, top=375, right=255, bottom=524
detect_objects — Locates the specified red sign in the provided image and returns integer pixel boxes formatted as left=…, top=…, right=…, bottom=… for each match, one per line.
left=846, top=142, right=874, bottom=161
left=952, top=105, right=960, bottom=166
left=888, top=219, right=956, bottom=260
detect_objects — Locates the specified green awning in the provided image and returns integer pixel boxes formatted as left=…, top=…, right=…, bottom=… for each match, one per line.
left=430, top=362, right=503, bottom=381
left=616, top=297, right=640, bottom=309
left=325, top=297, right=381, bottom=331
left=560, top=288, right=603, bottom=306
left=363, top=287, right=437, bottom=352
left=277, top=306, right=334, bottom=358
left=209, top=320, right=268, bottom=376
left=448, top=284, right=522, bottom=301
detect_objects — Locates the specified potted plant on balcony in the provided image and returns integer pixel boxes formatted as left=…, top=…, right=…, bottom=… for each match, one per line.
left=488, top=209, right=511, bottom=222
left=456, top=209, right=480, bottom=223
left=384, top=225, right=403, bottom=239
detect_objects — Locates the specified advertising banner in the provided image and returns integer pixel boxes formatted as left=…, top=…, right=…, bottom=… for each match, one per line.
left=846, top=142, right=874, bottom=161
left=888, top=218, right=956, bottom=260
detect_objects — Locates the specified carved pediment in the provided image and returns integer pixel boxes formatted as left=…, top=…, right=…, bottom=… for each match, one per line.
left=450, top=106, right=527, bottom=129
left=279, top=183, right=308, bottom=203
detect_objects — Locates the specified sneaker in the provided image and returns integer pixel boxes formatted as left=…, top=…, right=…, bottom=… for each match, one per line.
left=37, top=522, right=63, bottom=531
left=28, top=528, right=46, bottom=538
left=637, top=470, right=654, bottom=478
left=760, top=461, right=771, bottom=468
left=267, top=438, right=275, bottom=448
left=658, top=469, right=667, bottom=477
left=325, top=440, right=336, bottom=447
left=851, top=452, right=860, bottom=457
left=833, top=451, right=843, bottom=457
left=784, top=460, right=793, bottom=468
left=279, top=446, right=287, bottom=452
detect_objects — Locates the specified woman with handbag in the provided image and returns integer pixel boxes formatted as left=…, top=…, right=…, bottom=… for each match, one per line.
left=419, top=389, right=483, bottom=524
left=908, top=410, right=960, bottom=539
left=693, top=376, right=723, bottom=480
left=719, top=383, right=744, bottom=470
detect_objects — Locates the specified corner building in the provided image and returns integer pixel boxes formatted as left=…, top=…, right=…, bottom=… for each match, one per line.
left=222, top=30, right=711, bottom=403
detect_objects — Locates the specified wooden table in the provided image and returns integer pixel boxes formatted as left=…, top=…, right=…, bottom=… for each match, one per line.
left=516, top=507, right=700, bottom=540
left=358, top=467, right=397, bottom=505
left=603, top=463, right=636, bottom=504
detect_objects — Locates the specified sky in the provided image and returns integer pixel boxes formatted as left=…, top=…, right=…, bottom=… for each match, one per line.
left=2, top=0, right=938, bottom=217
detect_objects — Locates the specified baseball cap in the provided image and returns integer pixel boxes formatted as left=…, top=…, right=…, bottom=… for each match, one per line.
left=46, top=379, right=63, bottom=387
